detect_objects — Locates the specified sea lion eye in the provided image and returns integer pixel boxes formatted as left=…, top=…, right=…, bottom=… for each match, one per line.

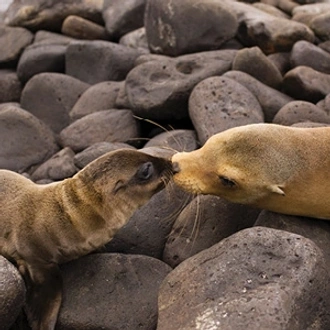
left=137, top=162, right=154, bottom=180
left=219, top=176, right=236, bottom=188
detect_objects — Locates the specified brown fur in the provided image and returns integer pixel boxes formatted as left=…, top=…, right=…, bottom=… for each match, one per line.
left=0, top=149, right=172, bottom=330
left=172, top=123, right=330, bottom=219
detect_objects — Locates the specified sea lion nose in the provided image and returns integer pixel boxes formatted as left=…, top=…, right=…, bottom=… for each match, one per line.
left=172, top=162, right=181, bottom=174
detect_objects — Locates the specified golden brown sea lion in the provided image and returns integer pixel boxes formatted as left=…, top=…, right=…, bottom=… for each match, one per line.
left=172, top=123, right=330, bottom=219
left=0, top=149, right=172, bottom=330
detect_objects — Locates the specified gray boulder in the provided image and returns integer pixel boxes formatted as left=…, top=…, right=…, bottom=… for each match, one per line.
left=61, top=15, right=109, bottom=40
left=163, top=195, right=260, bottom=268
left=105, top=186, right=192, bottom=259
left=66, top=40, right=143, bottom=84
left=0, top=104, right=59, bottom=172
left=103, top=0, right=146, bottom=40
left=273, top=100, right=330, bottom=126
left=283, top=66, right=330, bottom=102
left=21, top=72, right=90, bottom=133
left=291, top=40, right=330, bottom=74
left=145, top=0, right=238, bottom=56
left=70, top=81, right=123, bottom=121
left=232, top=46, right=283, bottom=89
left=5, top=0, right=103, bottom=31
left=189, top=76, right=264, bottom=144
left=0, top=70, right=22, bottom=103
left=126, top=49, right=237, bottom=121
left=58, top=253, right=172, bottom=330
left=158, top=227, right=330, bottom=330
left=17, top=42, right=67, bottom=84
left=0, top=256, right=26, bottom=330
left=59, top=109, right=140, bottom=152
left=0, top=25, right=33, bottom=64
left=31, top=147, right=78, bottom=182
left=223, top=70, right=293, bottom=122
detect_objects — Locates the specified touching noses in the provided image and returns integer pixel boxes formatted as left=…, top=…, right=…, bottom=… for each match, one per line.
left=172, top=162, right=181, bottom=174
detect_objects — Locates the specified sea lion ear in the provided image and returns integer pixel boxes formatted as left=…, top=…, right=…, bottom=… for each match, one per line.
left=268, top=184, right=285, bottom=196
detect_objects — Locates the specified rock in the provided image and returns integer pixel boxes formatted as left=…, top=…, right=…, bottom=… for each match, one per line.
left=273, top=100, right=330, bottom=126
left=0, top=104, right=59, bottom=172
left=103, top=0, right=146, bottom=40
left=223, top=71, right=293, bottom=122
left=317, top=93, right=330, bottom=114
left=134, top=53, right=173, bottom=66
left=163, top=195, right=260, bottom=268
left=105, top=186, right=192, bottom=259
left=255, top=210, right=330, bottom=265
left=125, top=49, right=237, bottom=121
left=17, top=42, right=67, bottom=84
left=228, top=0, right=315, bottom=54
left=144, top=129, right=198, bottom=152
left=34, top=30, right=76, bottom=45
left=61, top=15, right=109, bottom=40
left=0, top=256, right=26, bottom=330
left=31, top=147, right=78, bottom=181
left=5, top=0, right=103, bottom=32
left=21, top=72, right=90, bottom=133
left=0, top=25, right=33, bottom=65
left=66, top=40, right=143, bottom=84
left=74, top=141, right=136, bottom=169
left=59, top=109, right=140, bottom=152
left=70, top=81, right=123, bottom=121
left=292, top=3, right=330, bottom=18
left=267, top=51, right=291, bottom=75
left=292, top=121, right=330, bottom=128
left=0, top=69, right=22, bottom=102
left=319, top=40, right=330, bottom=53
left=283, top=66, right=330, bottom=102
left=252, top=2, right=290, bottom=19
left=274, top=0, right=299, bottom=14
left=158, top=227, right=330, bottom=330
left=141, top=146, right=175, bottom=159
left=58, top=253, right=172, bottom=330
left=189, top=76, right=264, bottom=144
left=291, top=40, right=330, bottom=74
left=232, top=46, right=283, bottom=89
left=115, top=80, right=131, bottom=109
left=310, top=12, right=330, bottom=41
left=119, top=27, right=149, bottom=51
left=144, top=0, right=238, bottom=56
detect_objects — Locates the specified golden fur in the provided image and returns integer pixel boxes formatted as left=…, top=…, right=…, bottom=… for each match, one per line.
left=172, top=123, right=330, bottom=219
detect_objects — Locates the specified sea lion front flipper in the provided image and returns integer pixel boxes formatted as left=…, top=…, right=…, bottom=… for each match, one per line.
left=24, top=263, right=63, bottom=330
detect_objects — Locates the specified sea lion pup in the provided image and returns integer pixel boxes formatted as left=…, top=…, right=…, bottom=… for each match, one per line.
left=172, top=123, right=330, bottom=220
left=0, top=149, right=172, bottom=330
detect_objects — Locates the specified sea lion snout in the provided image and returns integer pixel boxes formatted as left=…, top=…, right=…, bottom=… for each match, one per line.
left=172, top=161, right=181, bottom=174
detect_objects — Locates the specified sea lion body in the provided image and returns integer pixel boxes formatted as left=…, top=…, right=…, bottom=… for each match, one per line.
left=172, top=124, right=330, bottom=219
left=0, top=149, right=172, bottom=330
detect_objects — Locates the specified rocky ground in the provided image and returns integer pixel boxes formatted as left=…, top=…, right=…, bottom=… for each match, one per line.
left=2, top=0, right=330, bottom=329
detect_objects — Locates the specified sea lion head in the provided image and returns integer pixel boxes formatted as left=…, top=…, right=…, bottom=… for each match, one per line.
left=78, top=149, right=173, bottom=210
left=172, top=125, right=286, bottom=205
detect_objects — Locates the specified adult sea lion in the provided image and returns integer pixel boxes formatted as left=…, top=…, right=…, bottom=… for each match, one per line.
left=0, top=149, right=172, bottom=330
left=172, top=123, right=330, bottom=219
